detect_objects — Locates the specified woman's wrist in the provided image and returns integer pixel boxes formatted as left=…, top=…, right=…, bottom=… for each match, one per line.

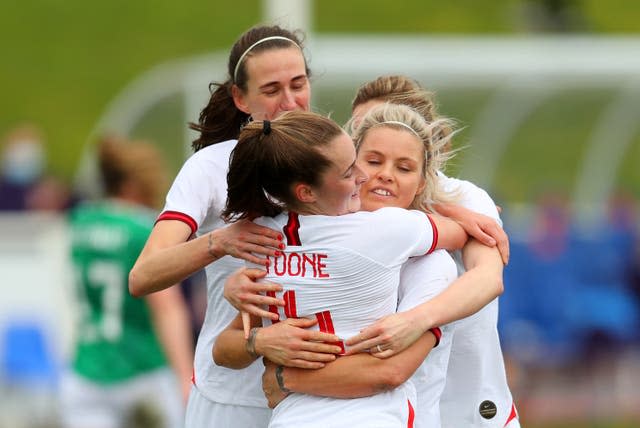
left=207, top=230, right=224, bottom=260
left=245, top=327, right=261, bottom=359
left=275, top=365, right=291, bottom=394
left=410, top=304, right=435, bottom=333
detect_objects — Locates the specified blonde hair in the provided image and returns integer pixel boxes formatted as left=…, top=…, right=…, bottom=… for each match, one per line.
left=97, top=136, right=169, bottom=209
left=349, top=75, right=454, bottom=154
left=352, top=103, right=458, bottom=211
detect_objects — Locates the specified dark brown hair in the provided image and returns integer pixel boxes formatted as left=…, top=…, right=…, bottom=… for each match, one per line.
left=223, top=111, right=343, bottom=221
left=190, top=25, right=310, bottom=152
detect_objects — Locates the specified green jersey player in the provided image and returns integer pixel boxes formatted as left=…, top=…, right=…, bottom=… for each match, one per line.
left=61, top=136, right=193, bottom=428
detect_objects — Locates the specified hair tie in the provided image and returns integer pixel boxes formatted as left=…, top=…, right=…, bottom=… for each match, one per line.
left=263, top=120, right=271, bottom=135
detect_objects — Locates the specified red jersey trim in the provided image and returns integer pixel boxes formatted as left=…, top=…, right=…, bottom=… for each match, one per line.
left=407, top=400, right=415, bottom=428
left=283, top=212, right=301, bottom=246
left=429, top=327, right=442, bottom=347
left=284, top=290, right=298, bottom=318
left=316, top=311, right=345, bottom=354
left=425, top=214, right=438, bottom=254
left=503, top=403, right=518, bottom=427
left=156, top=210, right=198, bottom=235
left=267, top=290, right=280, bottom=322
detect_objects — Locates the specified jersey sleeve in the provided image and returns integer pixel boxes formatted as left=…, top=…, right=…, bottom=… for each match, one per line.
left=157, top=150, right=219, bottom=234
left=438, top=174, right=502, bottom=226
left=350, top=207, right=438, bottom=267
left=397, top=250, right=458, bottom=312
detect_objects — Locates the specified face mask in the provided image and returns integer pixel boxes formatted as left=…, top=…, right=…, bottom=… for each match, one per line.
left=2, top=139, right=45, bottom=185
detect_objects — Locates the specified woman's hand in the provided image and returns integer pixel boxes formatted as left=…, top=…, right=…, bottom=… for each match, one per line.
left=457, top=211, right=509, bottom=265
left=344, top=310, right=423, bottom=358
left=210, top=219, right=284, bottom=266
left=224, top=268, right=284, bottom=321
left=256, top=318, right=343, bottom=369
left=434, top=203, right=509, bottom=265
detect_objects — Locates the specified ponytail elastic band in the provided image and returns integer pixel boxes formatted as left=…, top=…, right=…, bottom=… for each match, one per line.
left=233, top=36, right=298, bottom=82
left=263, top=120, right=271, bottom=135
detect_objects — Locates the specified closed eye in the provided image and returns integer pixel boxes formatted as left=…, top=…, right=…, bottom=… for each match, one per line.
left=291, top=76, right=308, bottom=91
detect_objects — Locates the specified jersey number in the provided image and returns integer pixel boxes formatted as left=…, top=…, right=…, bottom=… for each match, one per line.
left=267, top=290, right=345, bottom=353
left=74, top=261, right=124, bottom=342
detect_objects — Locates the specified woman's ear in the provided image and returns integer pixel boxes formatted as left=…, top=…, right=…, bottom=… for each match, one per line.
left=231, top=84, right=251, bottom=114
left=416, top=177, right=426, bottom=197
left=293, top=183, right=316, bottom=204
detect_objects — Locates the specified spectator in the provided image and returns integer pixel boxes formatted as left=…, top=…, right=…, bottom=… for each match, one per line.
left=0, top=124, right=46, bottom=210
left=0, top=123, right=76, bottom=212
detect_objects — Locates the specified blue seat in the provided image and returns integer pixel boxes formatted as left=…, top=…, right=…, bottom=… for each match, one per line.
left=565, top=284, right=639, bottom=343
left=500, top=239, right=583, bottom=365
left=1, top=321, right=59, bottom=389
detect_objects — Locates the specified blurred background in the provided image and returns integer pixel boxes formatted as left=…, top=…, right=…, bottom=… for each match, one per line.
left=1, top=0, right=639, bottom=427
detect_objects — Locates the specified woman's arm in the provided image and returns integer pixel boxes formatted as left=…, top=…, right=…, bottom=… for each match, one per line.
left=129, top=219, right=283, bottom=297
left=345, top=239, right=503, bottom=356
left=213, top=313, right=263, bottom=369
left=434, top=201, right=509, bottom=264
left=414, top=239, right=503, bottom=327
left=130, top=220, right=210, bottom=296
left=261, top=331, right=438, bottom=408
left=145, top=285, right=195, bottom=404
left=429, top=213, right=468, bottom=252
left=213, top=314, right=344, bottom=370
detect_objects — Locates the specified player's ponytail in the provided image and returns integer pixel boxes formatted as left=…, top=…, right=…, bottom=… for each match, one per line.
left=223, top=111, right=341, bottom=221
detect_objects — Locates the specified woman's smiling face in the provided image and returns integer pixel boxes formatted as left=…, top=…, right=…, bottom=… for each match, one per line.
left=357, top=126, right=426, bottom=212
left=309, top=132, right=368, bottom=216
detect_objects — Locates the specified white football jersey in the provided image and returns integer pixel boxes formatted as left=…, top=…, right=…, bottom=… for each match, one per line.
left=256, top=208, right=437, bottom=428
left=437, top=174, right=519, bottom=428
left=397, top=250, right=458, bottom=428
left=158, top=139, right=272, bottom=410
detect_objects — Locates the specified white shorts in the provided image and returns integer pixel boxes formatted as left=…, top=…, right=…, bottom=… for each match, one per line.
left=185, top=384, right=272, bottom=428
left=60, top=368, right=184, bottom=428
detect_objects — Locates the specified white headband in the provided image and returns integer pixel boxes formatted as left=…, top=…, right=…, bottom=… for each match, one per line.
left=378, top=121, right=422, bottom=139
left=233, top=36, right=299, bottom=82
